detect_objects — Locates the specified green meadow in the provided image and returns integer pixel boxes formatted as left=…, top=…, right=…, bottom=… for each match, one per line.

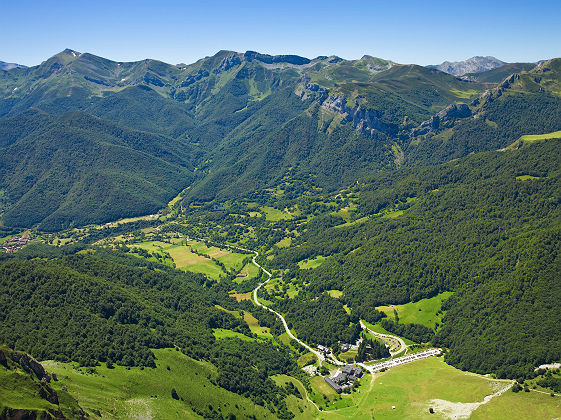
left=306, top=357, right=560, bottom=419
left=132, top=240, right=248, bottom=280
left=261, top=206, right=294, bottom=221
left=298, top=255, right=327, bottom=269
left=519, top=130, right=561, bottom=142
left=42, top=349, right=275, bottom=419
left=376, top=291, right=453, bottom=329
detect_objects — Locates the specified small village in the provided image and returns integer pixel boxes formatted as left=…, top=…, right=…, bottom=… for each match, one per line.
left=1, top=234, right=31, bottom=253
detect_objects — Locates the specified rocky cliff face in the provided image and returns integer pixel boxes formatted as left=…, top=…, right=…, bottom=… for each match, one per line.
left=411, top=103, right=472, bottom=136
left=476, top=73, right=522, bottom=104
left=0, top=348, right=87, bottom=420
left=298, top=81, right=396, bottom=138
left=320, top=94, right=396, bottom=137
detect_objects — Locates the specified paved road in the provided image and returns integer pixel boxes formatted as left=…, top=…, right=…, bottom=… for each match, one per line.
left=360, top=320, right=408, bottom=356
left=249, top=251, right=327, bottom=365
left=193, top=238, right=442, bottom=375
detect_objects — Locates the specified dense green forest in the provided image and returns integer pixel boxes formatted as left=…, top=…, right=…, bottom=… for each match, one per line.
left=356, top=338, right=390, bottom=362
left=270, top=294, right=362, bottom=347
left=0, top=110, right=197, bottom=230
left=271, top=139, right=561, bottom=378
left=379, top=320, right=434, bottom=344
left=0, top=246, right=306, bottom=415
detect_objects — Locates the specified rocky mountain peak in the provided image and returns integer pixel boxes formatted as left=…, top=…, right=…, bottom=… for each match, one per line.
left=429, top=56, right=506, bottom=76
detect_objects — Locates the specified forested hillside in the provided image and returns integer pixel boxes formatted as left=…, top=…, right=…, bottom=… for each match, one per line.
left=0, top=49, right=490, bottom=229
left=0, top=109, right=197, bottom=230
left=0, top=246, right=304, bottom=417
left=271, top=138, right=561, bottom=378
left=408, top=58, right=561, bottom=165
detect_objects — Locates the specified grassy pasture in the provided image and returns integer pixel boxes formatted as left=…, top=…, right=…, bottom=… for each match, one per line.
left=304, top=356, right=561, bottom=419
left=516, top=175, right=543, bottom=181
left=244, top=311, right=273, bottom=338
left=297, top=352, right=317, bottom=368
left=166, top=245, right=223, bottom=279
left=470, top=388, right=561, bottom=419
left=519, top=130, right=561, bottom=142
left=328, top=357, right=506, bottom=419
left=233, top=262, right=260, bottom=283
left=381, top=209, right=404, bottom=219
left=298, top=255, right=327, bottom=269
left=133, top=240, right=248, bottom=280
left=216, top=252, right=247, bottom=271
left=212, top=329, right=255, bottom=341
left=275, top=237, right=292, bottom=248
left=326, top=289, right=343, bottom=298
left=333, top=216, right=369, bottom=228
left=376, top=291, right=453, bottom=329
left=505, top=130, right=561, bottom=150
left=261, top=206, right=294, bottom=221
left=42, top=349, right=274, bottom=419
left=229, top=292, right=251, bottom=301
left=450, top=88, right=479, bottom=98
left=338, top=350, right=358, bottom=362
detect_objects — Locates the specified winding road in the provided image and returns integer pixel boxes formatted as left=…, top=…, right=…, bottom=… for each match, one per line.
left=249, top=251, right=327, bottom=365
left=201, top=239, right=440, bottom=375
left=359, top=320, right=408, bottom=356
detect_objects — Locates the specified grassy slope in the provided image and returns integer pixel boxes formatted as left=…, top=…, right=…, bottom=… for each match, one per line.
left=0, top=363, right=83, bottom=418
left=298, top=255, right=327, bottom=269
left=311, top=357, right=560, bottom=419
left=43, top=348, right=275, bottom=419
left=21, top=351, right=558, bottom=420
left=519, top=130, right=561, bottom=142
left=376, top=291, right=453, bottom=329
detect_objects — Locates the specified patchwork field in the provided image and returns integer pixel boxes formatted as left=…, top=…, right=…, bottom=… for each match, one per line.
left=131, top=240, right=249, bottom=280
left=165, top=245, right=224, bottom=279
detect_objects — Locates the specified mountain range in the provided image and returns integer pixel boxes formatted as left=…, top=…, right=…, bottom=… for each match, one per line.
left=0, top=49, right=556, bottom=230
left=1, top=48, right=561, bottom=419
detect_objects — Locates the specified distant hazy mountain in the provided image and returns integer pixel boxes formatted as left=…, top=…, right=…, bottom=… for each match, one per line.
left=429, top=56, right=506, bottom=76
left=0, top=60, right=26, bottom=71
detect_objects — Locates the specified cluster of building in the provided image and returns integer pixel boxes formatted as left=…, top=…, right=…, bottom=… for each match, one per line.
left=317, top=345, right=331, bottom=354
left=324, top=365, right=363, bottom=393
left=1, top=234, right=30, bottom=253
left=341, top=343, right=352, bottom=352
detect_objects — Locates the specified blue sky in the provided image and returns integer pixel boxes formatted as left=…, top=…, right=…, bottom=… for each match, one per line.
left=3, top=0, right=560, bottom=66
